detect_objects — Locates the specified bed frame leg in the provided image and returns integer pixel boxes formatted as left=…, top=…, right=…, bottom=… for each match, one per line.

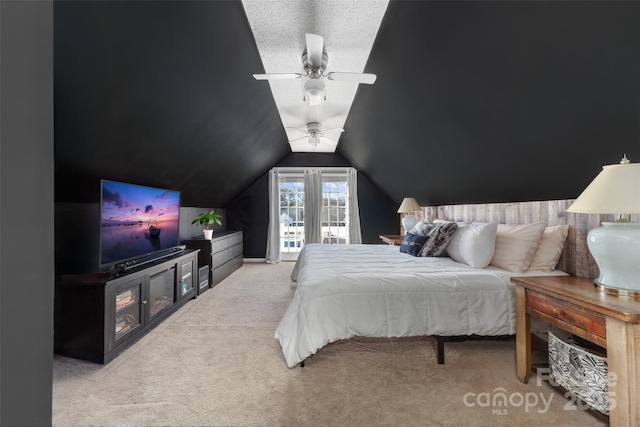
left=436, top=336, right=445, bottom=364
left=300, top=360, right=305, bottom=368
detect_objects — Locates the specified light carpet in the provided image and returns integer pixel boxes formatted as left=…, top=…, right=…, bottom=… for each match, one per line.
left=53, top=262, right=607, bottom=426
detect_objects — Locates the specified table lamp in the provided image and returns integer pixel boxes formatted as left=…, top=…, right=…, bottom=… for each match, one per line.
left=397, top=197, right=421, bottom=235
left=567, top=155, right=640, bottom=293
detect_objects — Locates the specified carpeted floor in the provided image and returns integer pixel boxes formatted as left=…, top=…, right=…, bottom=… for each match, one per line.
left=53, top=262, right=607, bottom=426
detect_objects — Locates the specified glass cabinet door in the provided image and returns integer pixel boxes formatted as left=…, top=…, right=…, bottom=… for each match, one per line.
left=179, top=258, right=194, bottom=298
left=148, top=268, right=176, bottom=319
left=113, top=278, right=143, bottom=344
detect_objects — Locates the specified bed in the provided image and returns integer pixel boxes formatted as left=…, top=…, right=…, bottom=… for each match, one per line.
left=275, top=244, right=566, bottom=368
left=274, top=199, right=616, bottom=368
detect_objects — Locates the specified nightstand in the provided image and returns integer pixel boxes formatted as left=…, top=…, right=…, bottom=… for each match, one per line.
left=378, top=234, right=404, bottom=245
left=511, top=275, right=640, bottom=426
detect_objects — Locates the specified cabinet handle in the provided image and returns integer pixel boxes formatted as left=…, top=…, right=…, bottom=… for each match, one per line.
left=552, top=308, right=563, bottom=316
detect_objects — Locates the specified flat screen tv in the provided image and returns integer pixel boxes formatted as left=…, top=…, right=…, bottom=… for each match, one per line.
left=100, top=180, right=181, bottom=268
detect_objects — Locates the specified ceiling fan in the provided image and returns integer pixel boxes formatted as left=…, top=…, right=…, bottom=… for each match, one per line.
left=287, top=122, right=344, bottom=149
left=253, top=33, right=377, bottom=106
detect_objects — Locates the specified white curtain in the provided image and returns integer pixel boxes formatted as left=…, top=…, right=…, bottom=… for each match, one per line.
left=265, top=169, right=281, bottom=263
left=347, top=168, right=363, bottom=244
left=304, top=170, right=322, bottom=244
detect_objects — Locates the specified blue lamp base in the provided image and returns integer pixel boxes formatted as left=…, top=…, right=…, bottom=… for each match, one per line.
left=402, top=215, right=418, bottom=235
left=588, top=222, right=640, bottom=293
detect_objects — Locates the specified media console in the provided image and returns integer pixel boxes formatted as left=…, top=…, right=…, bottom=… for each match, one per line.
left=55, top=249, right=199, bottom=364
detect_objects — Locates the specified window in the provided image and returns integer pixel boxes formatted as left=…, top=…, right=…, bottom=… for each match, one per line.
left=321, top=178, right=348, bottom=245
left=279, top=176, right=304, bottom=256
left=266, top=167, right=361, bottom=263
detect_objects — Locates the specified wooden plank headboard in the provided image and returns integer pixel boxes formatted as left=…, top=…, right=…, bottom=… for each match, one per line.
left=419, top=199, right=639, bottom=279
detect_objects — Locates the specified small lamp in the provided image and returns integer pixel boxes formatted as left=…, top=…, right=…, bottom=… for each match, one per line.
left=397, top=197, right=421, bottom=235
left=567, top=155, right=640, bottom=293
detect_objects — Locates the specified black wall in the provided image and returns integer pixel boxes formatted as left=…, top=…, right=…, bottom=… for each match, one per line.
left=52, top=0, right=283, bottom=274
left=52, top=1, right=640, bottom=264
left=340, top=0, right=640, bottom=206
left=226, top=153, right=399, bottom=258
left=54, top=0, right=288, bottom=207
left=0, top=1, right=54, bottom=425
left=54, top=0, right=640, bottom=242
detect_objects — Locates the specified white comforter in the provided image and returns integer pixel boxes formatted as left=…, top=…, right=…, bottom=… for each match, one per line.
left=275, top=243, right=566, bottom=367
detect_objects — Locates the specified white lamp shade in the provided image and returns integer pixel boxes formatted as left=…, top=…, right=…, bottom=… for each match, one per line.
left=397, top=197, right=421, bottom=213
left=398, top=197, right=420, bottom=235
left=567, top=163, right=640, bottom=214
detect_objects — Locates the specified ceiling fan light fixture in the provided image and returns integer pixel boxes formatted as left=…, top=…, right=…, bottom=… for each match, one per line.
left=308, top=93, right=323, bottom=106
left=308, top=136, right=320, bottom=149
left=252, top=33, right=377, bottom=111
left=304, top=78, right=325, bottom=106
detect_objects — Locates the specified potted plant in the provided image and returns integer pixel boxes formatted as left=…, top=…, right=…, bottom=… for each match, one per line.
left=191, top=209, right=223, bottom=240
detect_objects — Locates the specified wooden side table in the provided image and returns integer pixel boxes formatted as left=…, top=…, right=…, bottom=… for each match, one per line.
left=378, top=234, right=404, bottom=245
left=511, top=275, right=640, bottom=426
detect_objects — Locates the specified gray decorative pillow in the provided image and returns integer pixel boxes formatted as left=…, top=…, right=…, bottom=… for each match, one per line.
left=409, top=219, right=434, bottom=236
left=419, top=222, right=458, bottom=257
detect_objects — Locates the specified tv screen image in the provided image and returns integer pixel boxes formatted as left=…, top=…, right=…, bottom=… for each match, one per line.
left=100, top=180, right=180, bottom=267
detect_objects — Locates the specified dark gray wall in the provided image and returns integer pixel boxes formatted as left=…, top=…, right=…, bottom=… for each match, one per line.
left=52, top=0, right=289, bottom=274
left=54, top=0, right=640, bottom=227
left=340, top=0, right=640, bottom=206
left=0, top=1, right=54, bottom=425
left=226, top=153, right=399, bottom=258
left=54, top=0, right=289, bottom=207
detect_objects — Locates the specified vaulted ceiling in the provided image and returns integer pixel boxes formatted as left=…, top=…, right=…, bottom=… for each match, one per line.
left=242, top=0, right=388, bottom=152
left=54, top=0, right=640, bottom=208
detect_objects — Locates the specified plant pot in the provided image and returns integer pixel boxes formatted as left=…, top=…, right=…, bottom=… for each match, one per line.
left=203, top=229, right=214, bottom=240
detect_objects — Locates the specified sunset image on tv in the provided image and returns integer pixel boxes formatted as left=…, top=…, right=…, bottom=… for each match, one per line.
left=100, top=180, right=180, bottom=266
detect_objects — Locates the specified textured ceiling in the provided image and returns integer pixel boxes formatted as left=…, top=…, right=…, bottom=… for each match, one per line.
left=242, top=0, right=389, bottom=152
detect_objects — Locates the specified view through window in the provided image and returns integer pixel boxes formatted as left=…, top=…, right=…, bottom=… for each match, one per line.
left=279, top=176, right=305, bottom=254
left=321, top=177, right=348, bottom=245
left=279, top=173, right=349, bottom=258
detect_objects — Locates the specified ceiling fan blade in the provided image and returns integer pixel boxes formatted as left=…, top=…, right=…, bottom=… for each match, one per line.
left=326, top=72, right=377, bottom=85
left=288, top=135, right=310, bottom=143
left=320, top=127, right=345, bottom=134
left=285, top=127, right=311, bottom=139
left=305, top=33, right=324, bottom=68
left=319, top=136, right=339, bottom=144
left=285, top=126, right=310, bottom=134
left=253, top=73, right=304, bottom=81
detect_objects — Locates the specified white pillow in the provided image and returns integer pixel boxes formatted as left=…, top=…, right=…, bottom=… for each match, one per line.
left=446, top=221, right=498, bottom=268
left=490, top=221, right=546, bottom=273
left=528, top=225, right=570, bottom=272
